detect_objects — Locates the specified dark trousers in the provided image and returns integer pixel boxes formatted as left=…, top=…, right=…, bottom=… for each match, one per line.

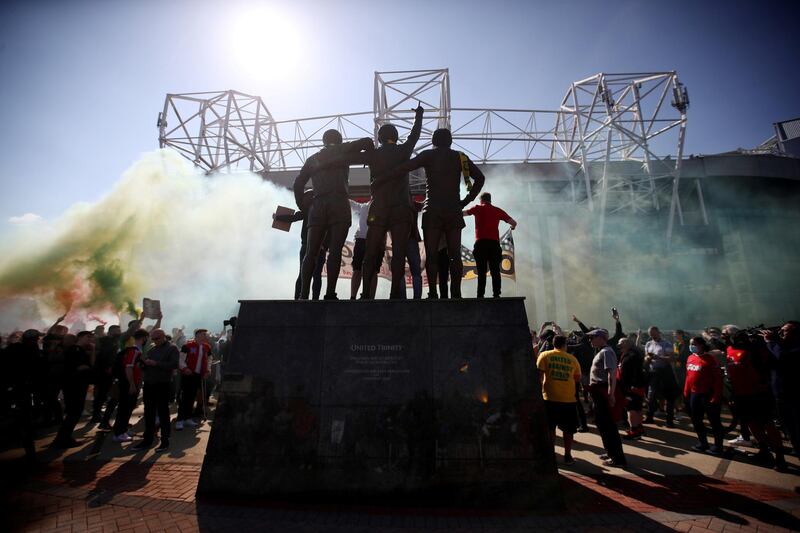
left=101, top=396, right=118, bottom=426
left=178, top=373, right=201, bottom=421
left=688, top=393, right=724, bottom=448
left=55, top=381, right=89, bottom=443
left=576, top=382, right=588, bottom=428
left=142, top=382, right=171, bottom=443
left=473, top=239, right=502, bottom=297
left=728, top=395, right=752, bottom=440
left=406, top=239, right=422, bottom=299
left=647, top=366, right=677, bottom=423
left=92, top=371, right=113, bottom=418
left=12, top=389, right=36, bottom=458
left=776, top=395, right=800, bottom=453
left=43, top=374, right=64, bottom=424
left=113, top=390, right=138, bottom=437
left=590, top=384, right=625, bottom=462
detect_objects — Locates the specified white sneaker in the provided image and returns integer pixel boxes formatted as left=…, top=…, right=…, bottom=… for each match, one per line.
left=727, top=435, right=752, bottom=446
left=176, top=420, right=184, bottom=431
left=113, top=433, right=131, bottom=443
left=184, top=419, right=198, bottom=428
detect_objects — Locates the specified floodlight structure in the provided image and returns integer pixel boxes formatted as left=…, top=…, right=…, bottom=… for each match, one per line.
left=158, top=69, right=703, bottom=245
left=158, top=90, right=284, bottom=173
left=554, top=72, right=699, bottom=245
left=374, top=69, right=451, bottom=190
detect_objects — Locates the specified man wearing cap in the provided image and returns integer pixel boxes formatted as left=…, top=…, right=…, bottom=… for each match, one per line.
left=53, top=330, right=95, bottom=448
left=588, top=328, right=627, bottom=467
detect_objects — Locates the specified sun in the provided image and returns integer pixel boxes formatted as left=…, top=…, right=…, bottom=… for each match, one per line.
left=228, top=6, right=304, bottom=83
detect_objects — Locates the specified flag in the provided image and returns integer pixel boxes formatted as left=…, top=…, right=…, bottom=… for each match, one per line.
left=324, top=230, right=515, bottom=285
left=461, top=229, right=515, bottom=281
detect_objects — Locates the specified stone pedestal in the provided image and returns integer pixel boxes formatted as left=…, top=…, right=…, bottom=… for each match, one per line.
left=197, top=298, right=561, bottom=509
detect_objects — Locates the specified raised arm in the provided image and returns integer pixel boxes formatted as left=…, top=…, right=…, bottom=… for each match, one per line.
left=400, top=103, right=424, bottom=153
left=610, top=310, right=624, bottom=346
left=48, top=313, right=67, bottom=334
left=571, top=314, right=590, bottom=334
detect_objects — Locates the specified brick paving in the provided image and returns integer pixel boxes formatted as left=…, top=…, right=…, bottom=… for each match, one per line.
left=2, top=404, right=799, bottom=531
left=4, top=458, right=800, bottom=532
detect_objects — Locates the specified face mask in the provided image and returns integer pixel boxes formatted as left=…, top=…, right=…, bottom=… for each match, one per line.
left=689, top=345, right=700, bottom=354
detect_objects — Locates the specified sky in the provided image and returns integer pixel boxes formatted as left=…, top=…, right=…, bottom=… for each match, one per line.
left=1, top=0, right=798, bottom=229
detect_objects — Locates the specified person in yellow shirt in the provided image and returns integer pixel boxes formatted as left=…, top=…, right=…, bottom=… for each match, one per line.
left=537, top=334, right=582, bottom=465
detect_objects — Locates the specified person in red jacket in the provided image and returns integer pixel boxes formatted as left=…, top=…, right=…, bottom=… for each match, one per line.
left=684, top=336, right=725, bottom=454
left=463, top=192, right=517, bottom=298
left=723, top=325, right=787, bottom=471
left=176, top=329, right=210, bottom=430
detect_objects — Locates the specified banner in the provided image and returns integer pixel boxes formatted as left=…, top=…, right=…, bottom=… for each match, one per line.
left=324, top=229, right=515, bottom=287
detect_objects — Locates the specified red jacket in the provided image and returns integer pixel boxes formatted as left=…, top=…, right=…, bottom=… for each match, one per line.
left=181, top=340, right=210, bottom=376
left=465, top=203, right=512, bottom=241
left=123, top=346, right=143, bottom=388
left=684, top=353, right=723, bottom=403
left=726, top=345, right=769, bottom=397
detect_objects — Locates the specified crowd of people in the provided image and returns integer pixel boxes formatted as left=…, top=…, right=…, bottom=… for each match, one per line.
left=534, top=311, right=799, bottom=471
left=1, top=312, right=229, bottom=460
left=1, top=308, right=798, bottom=476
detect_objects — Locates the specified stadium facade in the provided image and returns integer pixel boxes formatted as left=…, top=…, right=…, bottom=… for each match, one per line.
left=158, top=70, right=800, bottom=330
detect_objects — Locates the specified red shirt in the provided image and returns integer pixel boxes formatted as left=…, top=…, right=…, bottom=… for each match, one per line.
left=181, top=340, right=210, bottom=376
left=684, top=353, right=723, bottom=402
left=726, top=346, right=768, bottom=396
left=465, top=203, right=511, bottom=241
left=123, top=346, right=143, bottom=388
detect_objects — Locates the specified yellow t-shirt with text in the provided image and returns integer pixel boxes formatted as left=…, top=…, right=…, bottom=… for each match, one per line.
left=536, top=348, right=581, bottom=403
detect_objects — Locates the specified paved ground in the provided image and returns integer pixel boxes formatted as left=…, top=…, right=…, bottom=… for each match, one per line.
left=2, top=400, right=799, bottom=532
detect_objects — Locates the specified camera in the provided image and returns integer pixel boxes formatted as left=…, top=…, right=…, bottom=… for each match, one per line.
left=223, top=316, right=237, bottom=331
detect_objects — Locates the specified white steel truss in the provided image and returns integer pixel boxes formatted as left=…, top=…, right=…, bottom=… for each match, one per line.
left=555, top=72, right=694, bottom=244
left=158, top=90, right=283, bottom=173
left=158, top=70, right=700, bottom=245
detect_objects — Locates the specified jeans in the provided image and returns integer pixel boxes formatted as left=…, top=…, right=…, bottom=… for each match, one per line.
left=688, top=393, right=724, bottom=448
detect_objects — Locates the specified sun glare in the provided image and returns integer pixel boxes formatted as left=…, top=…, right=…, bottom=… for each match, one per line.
left=229, top=6, right=304, bottom=83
